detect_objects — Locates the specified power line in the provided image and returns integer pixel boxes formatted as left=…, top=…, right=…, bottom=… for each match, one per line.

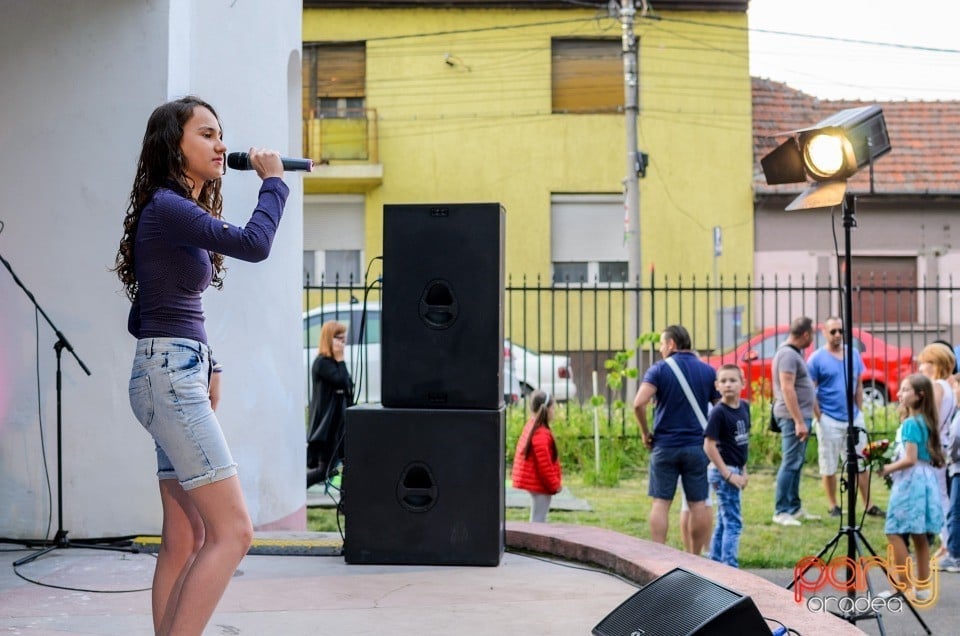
left=308, top=7, right=960, bottom=57
left=659, top=13, right=960, bottom=56
left=309, top=13, right=960, bottom=110
left=303, top=6, right=960, bottom=144
left=356, top=15, right=611, bottom=43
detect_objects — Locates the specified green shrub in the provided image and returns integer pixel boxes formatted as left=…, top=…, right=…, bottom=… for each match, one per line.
left=504, top=390, right=903, bottom=490
left=506, top=401, right=648, bottom=487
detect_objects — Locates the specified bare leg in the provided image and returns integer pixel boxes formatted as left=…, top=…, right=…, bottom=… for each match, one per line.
left=649, top=498, right=672, bottom=544
left=688, top=501, right=712, bottom=555
left=887, top=534, right=910, bottom=591
left=160, top=476, right=253, bottom=636
left=856, top=471, right=872, bottom=509
left=680, top=510, right=692, bottom=552
left=153, top=479, right=205, bottom=634
left=912, top=533, right=932, bottom=593
left=822, top=474, right=838, bottom=509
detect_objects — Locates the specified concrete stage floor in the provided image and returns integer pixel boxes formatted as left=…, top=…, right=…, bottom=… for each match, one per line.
left=2, top=522, right=954, bottom=635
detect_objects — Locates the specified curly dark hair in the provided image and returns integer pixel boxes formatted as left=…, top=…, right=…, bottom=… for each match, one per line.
left=113, top=96, right=226, bottom=302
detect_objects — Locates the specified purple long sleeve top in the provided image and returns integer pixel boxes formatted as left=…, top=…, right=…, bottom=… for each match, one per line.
left=127, top=177, right=289, bottom=344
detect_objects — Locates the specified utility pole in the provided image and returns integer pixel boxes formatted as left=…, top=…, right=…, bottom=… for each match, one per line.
left=620, top=0, right=643, bottom=396
left=621, top=1, right=640, bottom=285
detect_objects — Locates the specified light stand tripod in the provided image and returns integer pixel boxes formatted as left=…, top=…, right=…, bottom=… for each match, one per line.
left=0, top=251, right=137, bottom=567
left=790, top=194, right=931, bottom=635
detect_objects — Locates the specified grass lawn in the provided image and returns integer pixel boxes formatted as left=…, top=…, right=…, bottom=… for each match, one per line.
left=307, top=466, right=895, bottom=569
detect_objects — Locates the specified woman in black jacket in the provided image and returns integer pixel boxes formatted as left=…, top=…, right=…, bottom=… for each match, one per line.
left=306, top=320, right=354, bottom=487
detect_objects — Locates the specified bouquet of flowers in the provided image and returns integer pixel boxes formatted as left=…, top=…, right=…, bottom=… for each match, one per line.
left=862, top=438, right=895, bottom=488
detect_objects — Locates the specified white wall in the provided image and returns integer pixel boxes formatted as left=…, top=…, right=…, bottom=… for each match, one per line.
left=0, top=0, right=305, bottom=539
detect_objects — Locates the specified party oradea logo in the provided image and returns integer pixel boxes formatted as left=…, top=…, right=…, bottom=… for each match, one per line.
left=793, top=547, right=938, bottom=613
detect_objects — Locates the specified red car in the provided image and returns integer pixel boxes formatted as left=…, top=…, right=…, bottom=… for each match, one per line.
left=704, top=325, right=914, bottom=407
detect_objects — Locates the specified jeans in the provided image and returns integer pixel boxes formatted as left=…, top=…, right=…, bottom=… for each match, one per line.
left=775, top=416, right=810, bottom=516
left=949, top=473, right=960, bottom=558
left=708, top=465, right=743, bottom=568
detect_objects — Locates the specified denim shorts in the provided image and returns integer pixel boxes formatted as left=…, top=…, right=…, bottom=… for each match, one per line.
left=128, top=337, right=237, bottom=490
left=648, top=444, right=709, bottom=502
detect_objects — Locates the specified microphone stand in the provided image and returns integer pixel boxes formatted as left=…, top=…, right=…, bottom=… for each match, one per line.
left=0, top=250, right=137, bottom=566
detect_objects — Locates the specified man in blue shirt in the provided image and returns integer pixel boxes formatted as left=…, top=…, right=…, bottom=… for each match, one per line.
left=634, top=325, right=719, bottom=554
left=808, top=317, right=883, bottom=518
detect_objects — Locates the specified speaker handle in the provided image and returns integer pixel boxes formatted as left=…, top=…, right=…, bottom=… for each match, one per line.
left=419, top=279, right=458, bottom=329
left=397, top=462, right=438, bottom=512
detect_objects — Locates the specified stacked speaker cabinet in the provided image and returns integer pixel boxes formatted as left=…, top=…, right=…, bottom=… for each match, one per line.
left=344, top=202, right=506, bottom=566
left=381, top=202, right=505, bottom=409
left=343, top=405, right=505, bottom=565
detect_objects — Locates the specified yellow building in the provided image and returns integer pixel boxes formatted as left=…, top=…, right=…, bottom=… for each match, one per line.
left=302, top=1, right=753, bottom=351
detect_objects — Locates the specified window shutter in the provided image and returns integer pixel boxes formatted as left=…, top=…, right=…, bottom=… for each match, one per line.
left=552, top=39, right=623, bottom=114
left=304, top=42, right=366, bottom=116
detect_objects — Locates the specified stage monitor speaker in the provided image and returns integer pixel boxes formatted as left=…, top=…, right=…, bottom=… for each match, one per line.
left=593, top=568, right=769, bottom=636
left=343, top=404, right=505, bottom=566
left=381, top=202, right=505, bottom=409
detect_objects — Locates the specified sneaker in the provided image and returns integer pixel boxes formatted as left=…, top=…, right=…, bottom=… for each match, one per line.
left=875, top=589, right=901, bottom=600
left=914, top=588, right=933, bottom=601
left=865, top=505, right=886, bottom=517
left=772, top=512, right=802, bottom=527
left=792, top=508, right=822, bottom=521
left=937, top=555, right=960, bottom=573
left=828, top=506, right=842, bottom=517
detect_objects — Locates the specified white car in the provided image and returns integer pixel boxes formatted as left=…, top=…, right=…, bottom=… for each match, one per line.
left=303, top=301, right=521, bottom=405
left=503, top=339, right=577, bottom=402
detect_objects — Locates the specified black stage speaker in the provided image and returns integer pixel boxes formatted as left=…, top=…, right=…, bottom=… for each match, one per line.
left=593, top=568, right=769, bottom=636
left=381, top=202, right=505, bottom=409
left=343, top=404, right=505, bottom=566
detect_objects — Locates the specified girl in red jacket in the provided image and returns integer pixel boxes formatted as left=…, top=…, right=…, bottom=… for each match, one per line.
left=511, top=390, right=562, bottom=522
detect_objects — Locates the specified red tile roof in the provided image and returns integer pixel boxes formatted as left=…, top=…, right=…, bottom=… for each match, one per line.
left=753, top=77, right=960, bottom=196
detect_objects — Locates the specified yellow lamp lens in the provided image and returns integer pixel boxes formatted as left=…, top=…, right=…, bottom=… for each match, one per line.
left=804, top=133, right=845, bottom=179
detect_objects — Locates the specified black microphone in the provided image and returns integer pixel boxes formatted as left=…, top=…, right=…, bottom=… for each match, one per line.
left=227, top=152, right=313, bottom=172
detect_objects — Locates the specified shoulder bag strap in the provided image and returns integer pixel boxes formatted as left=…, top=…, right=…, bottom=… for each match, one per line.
left=664, top=356, right=709, bottom=431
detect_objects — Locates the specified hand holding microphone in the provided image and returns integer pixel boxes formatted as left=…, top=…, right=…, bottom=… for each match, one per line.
left=226, top=148, right=285, bottom=180
left=227, top=150, right=313, bottom=177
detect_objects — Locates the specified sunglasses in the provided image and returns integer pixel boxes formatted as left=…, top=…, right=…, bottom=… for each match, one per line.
left=829, top=328, right=843, bottom=335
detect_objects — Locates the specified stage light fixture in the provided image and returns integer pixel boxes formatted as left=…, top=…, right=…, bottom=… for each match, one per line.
left=760, top=105, right=891, bottom=210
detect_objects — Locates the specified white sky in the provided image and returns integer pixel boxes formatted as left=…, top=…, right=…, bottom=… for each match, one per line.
left=748, top=0, right=960, bottom=101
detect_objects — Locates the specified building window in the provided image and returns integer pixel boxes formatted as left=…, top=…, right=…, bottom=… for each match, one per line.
left=304, top=250, right=318, bottom=286
left=303, top=249, right=362, bottom=286
left=303, top=42, right=365, bottom=119
left=551, top=194, right=629, bottom=285
left=598, top=261, right=629, bottom=283
left=552, top=261, right=629, bottom=284
left=553, top=262, right=588, bottom=284
left=551, top=38, right=622, bottom=114
left=317, top=97, right=365, bottom=119
left=325, top=250, right=361, bottom=284
left=304, top=195, right=366, bottom=286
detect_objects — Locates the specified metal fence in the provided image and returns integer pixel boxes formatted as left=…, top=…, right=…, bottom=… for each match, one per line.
left=303, top=272, right=960, bottom=425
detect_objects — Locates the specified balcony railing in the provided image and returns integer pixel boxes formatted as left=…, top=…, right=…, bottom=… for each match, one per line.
left=303, top=108, right=378, bottom=163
